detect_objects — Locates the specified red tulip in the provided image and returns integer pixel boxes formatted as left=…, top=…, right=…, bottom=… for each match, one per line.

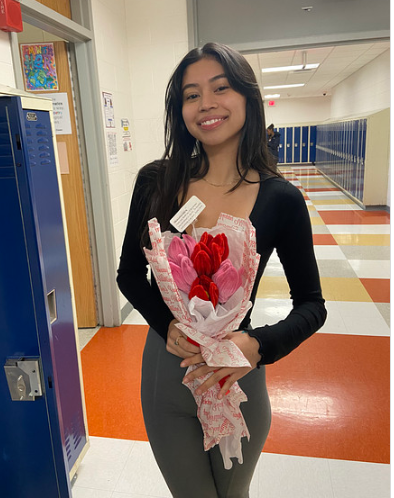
left=193, top=250, right=213, bottom=276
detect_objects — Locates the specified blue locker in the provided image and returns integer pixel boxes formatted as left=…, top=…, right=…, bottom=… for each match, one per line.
left=0, top=96, right=87, bottom=497
left=286, top=127, right=293, bottom=163
left=278, top=127, right=285, bottom=163
left=301, top=126, right=309, bottom=162
left=309, top=126, right=317, bottom=163
left=293, top=127, right=301, bottom=163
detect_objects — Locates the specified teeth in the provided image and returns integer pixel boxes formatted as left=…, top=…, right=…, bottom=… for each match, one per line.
left=201, top=118, right=224, bottom=126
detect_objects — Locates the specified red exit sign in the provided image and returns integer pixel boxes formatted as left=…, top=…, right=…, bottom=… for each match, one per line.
left=268, top=100, right=275, bottom=107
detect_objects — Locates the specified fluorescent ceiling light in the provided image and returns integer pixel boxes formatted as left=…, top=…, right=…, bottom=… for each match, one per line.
left=262, top=63, right=319, bottom=73
left=264, top=84, right=305, bottom=89
left=264, top=94, right=281, bottom=98
left=262, top=65, right=303, bottom=73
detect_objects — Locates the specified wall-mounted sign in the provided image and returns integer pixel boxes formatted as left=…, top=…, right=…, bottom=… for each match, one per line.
left=45, top=93, right=72, bottom=135
left=20, top=43, right=59, bottom=91
left=102, top=92, right=115, bottom=128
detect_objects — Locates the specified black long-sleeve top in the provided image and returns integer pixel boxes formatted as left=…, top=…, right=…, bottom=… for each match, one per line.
left=117, top=164, right=327, bottom=365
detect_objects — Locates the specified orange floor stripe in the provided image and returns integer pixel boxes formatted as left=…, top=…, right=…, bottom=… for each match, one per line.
left=319, top=210, right=390, bottom=225
left=81, top=326, right=390, bottom=463
left=360, top=278, right=391, bottom=303
left=313, top=234, right=338, bottom=245
left=81, top=325, right=149, bottom=441
left=303, top=187, right=341, bottom=192
left=264, top=333, right=390, bottom=463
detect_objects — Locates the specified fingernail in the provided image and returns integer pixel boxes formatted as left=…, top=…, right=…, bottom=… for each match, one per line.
left=217, top=393, right=223, bottom=400
left=183, top=376, right=189, bottom=383
left=180, top=361, right=186, bottom=368
left=196, top=389, right=201, bottom=395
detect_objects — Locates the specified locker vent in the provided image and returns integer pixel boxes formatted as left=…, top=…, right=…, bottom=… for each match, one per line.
left=24, top=118, right=53, bottom=169
left=64, top=411, right=85, bottom=465
left=0, top=115, right=15, bottom=177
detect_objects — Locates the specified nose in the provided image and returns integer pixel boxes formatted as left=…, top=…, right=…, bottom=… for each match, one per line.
left=198, top=91, right=218, bottom=112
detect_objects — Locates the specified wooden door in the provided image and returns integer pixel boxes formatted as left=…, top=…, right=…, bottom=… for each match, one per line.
left=19, top=0, right=97, bottom=327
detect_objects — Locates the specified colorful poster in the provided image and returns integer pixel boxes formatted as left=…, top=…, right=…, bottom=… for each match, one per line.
left=20, top=43, right=59, bottom=92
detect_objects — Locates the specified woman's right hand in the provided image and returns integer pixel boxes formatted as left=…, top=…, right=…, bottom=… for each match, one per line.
left=166, top=319, right=201, bottom=359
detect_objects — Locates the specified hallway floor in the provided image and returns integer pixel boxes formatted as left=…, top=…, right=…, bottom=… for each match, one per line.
left=73, top=165, right=390, bottom=498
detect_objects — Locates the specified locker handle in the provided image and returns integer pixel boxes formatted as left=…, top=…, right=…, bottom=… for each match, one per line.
left=47, top=289, right=57, bottom=324
left=4, top=358, right=43, bottom=401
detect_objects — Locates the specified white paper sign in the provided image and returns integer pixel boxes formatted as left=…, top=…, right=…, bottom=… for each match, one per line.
left=170, top=195, right=206, bottom=232
left=106, top=131, right=118, bottom=166
left=103, top=92, right=115, bottom=128
left=45, top=92, right=72, bottom=135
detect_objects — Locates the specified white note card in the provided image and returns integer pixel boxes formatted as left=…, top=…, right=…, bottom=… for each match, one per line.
left=170, top=196, right=206, bottom=232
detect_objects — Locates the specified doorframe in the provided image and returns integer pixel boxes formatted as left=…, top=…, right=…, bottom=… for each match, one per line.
left=11, top=0, right=121, bottom=327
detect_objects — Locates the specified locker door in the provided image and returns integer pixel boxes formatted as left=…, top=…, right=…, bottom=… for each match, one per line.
left=286, top=127, right=293, bottom=163
left=310, top=126, right=317, bottom=163
left=301, top=126, right=309, bottom=162
left=0, top=98, right=72, bottom=497
left=293, top=126, right=301, bottom=163
left=278, top=127, right=285, bottom=163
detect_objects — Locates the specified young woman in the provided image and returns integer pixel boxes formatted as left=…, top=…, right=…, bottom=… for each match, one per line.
left=117, top=42, right=327, bottom=498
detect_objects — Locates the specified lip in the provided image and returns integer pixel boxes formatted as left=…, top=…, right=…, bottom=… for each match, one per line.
left=198, top=116, right=228, bottom=130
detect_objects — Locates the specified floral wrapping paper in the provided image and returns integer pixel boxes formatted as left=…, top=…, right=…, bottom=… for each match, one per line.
left=144, top=214, right=260, bottom=469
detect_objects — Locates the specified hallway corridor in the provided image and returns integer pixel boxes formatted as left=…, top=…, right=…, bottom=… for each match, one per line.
left=73, top=165, right=390, bottom=498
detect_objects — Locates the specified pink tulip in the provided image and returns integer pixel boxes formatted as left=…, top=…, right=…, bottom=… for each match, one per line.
left=180, top=256, right=198, bottom=286
left=167, top=236, right=189, bottom=265
left=212, top=260, right=243, bottom=304
left=169, top=261, right=190, bottom=294
left=182, top=234, right=197, bottom=258
left=169, top=256, right=198, bottom=294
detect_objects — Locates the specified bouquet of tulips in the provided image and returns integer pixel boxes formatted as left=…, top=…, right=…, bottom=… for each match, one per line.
left=144, top=213, right=260, bottom=469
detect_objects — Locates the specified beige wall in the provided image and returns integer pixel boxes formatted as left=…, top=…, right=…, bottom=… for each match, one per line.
left=330, top=49, right=390, bottom=119
left=265, top=96, right=332, bottom=127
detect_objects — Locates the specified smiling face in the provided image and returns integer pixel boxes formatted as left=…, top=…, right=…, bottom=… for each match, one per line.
left=181, top=57, right=246, bottom=152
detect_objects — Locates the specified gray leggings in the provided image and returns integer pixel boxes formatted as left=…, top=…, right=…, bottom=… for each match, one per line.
left=141, top=328, right=271, bottom=498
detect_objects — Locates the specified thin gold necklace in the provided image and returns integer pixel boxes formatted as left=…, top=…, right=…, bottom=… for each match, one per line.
left=202, top=176, right=240, bottom=187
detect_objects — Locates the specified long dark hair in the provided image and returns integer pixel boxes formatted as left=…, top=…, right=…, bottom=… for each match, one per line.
left=141, top=42, right=279, bottom=245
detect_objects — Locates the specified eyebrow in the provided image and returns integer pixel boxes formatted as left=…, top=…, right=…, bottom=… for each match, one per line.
left=182, top=73, right=227, bottom=93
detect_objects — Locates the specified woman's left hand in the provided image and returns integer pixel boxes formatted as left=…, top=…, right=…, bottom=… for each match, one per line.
left=180, top=331, right=261, bottom=399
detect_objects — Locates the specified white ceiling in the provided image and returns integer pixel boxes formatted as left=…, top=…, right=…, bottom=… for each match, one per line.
left=244, top=41, right=390, bottom=100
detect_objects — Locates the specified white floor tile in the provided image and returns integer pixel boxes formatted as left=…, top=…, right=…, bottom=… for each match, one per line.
left=328, top=459, right=390, bottom=498
left=73, top=437, right=134, bottom=491
left=327, top=224, right=391, bottom=235
left=72, top=488, right=112, bottom=498
left=259, top=453, right=334, bottom=498
left=347, top=259, right=391, bottom=278
left=114, top=441, right=171, bottom=497
left=307, top=192, right=348, bottom=198
left=112, top=493, right=160, bottom=498
left=123, top=309, right=148, bottom=325
left=315, top=204, right=363, bottom=211
left=322, top=301, right=390, bottom=337
left=251, top=298, right=293, bottom=327
left=317, top=301, right=347, bottom=335
left=313, top=245, right=347, bottom=260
